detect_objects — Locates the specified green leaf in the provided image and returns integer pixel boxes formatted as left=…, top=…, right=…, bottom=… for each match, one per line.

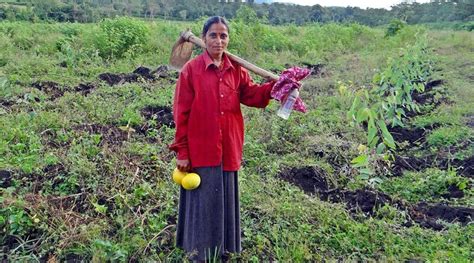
left=376, top=142, right=386, bottom=154
left=360, top=168, right=373, bottom=175
left=348, top=96, right=360, bottom=121
left=92, top=202, right=108, bottom=214
left=369, top=136, right=380, bottom=148
left=356, top=107, right=370, bottom=123
left=378, top=120, right=396, bottom=149
left=351, top=154, right=368, bottom=168
left=367, top=118, right=377, bottom=145
left=457, top=181, right=467, bottom=190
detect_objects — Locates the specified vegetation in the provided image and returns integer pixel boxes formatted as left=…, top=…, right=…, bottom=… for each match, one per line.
left=1, top=11, right=473, bottom=262
left=0, top=0, right=473, bottom=27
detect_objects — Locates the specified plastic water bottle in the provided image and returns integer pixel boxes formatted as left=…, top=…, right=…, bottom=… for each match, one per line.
left=277, top=89, right=299, bottom=120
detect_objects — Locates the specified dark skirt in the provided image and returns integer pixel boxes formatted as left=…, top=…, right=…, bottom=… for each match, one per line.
left=176, top=166, right=241, bottom=261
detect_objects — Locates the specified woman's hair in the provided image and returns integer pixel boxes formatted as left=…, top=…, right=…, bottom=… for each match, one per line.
left=202, top=16, right=229, bottom=36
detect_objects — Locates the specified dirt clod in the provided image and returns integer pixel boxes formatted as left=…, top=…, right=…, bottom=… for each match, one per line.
left=410, top=203, right=474, bottom=230
left=456, top=156, right=474, bottom=178
left=320, top=189, right=394, bottom=215
left=0, top=170, right=12, bottom=188
left=140, top=105, right=174, bottom=128
left=280, top=165, right=473, bottom=230
left=279, top=166, right=329, bottom=193
left=425, top=79, right=444, bottom=90
left=442, top=184, right=465, bottom=199
left=32, top=81, right=65, bottom=99
left=392, top=155, right=430, bottom=177
left=466, top=115, right=474, bottom=128
left=98, top=72, right=127, bottom=86
left=98, top=65, right=173, bottom=86
left=0, top=99, right=14, bottom=108
left=389, top=126, right=427, bottom=145
left=302, top=62, right=326, bottom=76
left=74, top=83, right=96, bottom=95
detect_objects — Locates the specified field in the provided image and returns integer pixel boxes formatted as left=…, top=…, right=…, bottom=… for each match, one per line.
left=0, top=18, right=473, bottom=261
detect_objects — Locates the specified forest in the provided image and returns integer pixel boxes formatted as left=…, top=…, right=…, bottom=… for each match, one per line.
left=1, top=0, right=473, bottom=28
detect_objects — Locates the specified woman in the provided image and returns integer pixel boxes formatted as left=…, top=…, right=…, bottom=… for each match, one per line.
left=170, top=16, right=275, bottom=261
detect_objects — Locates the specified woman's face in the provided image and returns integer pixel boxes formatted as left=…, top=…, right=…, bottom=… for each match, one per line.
left=203, top=23, right=229, bottom=60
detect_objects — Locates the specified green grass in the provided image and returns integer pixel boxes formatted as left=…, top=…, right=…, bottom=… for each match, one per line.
left=1, top=19, right=473, bottom=261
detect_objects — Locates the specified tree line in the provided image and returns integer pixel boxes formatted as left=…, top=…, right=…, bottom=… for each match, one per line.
left=0, top=0, right=473, bottom=26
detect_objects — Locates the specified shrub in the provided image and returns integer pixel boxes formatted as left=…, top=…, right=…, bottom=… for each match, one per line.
left=385, top=19, right=406, bottom=37
left=95, top=17, right=149, bottom=59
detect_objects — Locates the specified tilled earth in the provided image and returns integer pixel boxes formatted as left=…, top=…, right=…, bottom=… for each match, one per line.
left=279, top=166, right=474, bottom=230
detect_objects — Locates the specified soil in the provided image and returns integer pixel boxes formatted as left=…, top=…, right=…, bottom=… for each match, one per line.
left=0, top=99, right=14, bottom=108
left=278, top=165, right=474, bottom=230
left=319, top=188, right=394, bottom=215
left=151, top=65, right=174, bottom=78
left=442, top=184, right=465, bottom=199
left=425, top=79, right=444, bottom=90
left=392, top=155, right=430, bottom=177
left=409, top=203, right=474, bottom=230
left=393, top=153, right=474, bottom=178
left=74, top=82, right=96, bottom=96
left=32, top=81, right=65, bottom=99
left=98, top=65, right=173, bottom=86
left=389, top=126, right=427, bottom=145
left=141, top=105, right=174, bottom=126
left=98, top=72, right=139, bottom=86
left=0, top=170, right=12, bottom=188
left=279, top=166, right=330, bottom=193
left=466, top=115, right=474, bottom=128
left=301, top=62, right=326, bottom=77
left=454, top=156, right=474, bottom=178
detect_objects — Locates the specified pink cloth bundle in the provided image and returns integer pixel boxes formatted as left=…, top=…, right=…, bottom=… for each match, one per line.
left=271, top=67, right=310, bottom=113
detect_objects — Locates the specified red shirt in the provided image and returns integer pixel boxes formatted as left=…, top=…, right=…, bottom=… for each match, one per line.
left=169, top=51, right=274, bottom=171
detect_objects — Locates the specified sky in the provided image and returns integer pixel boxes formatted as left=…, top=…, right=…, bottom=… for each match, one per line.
left=273, top=0, right=431, bottom=9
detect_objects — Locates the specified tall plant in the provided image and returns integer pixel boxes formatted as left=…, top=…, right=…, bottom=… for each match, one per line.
left=347, top=39, right=434, bottom=182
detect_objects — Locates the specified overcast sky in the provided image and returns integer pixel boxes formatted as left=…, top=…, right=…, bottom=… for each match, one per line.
left=273, top=0, right=431, bottom=9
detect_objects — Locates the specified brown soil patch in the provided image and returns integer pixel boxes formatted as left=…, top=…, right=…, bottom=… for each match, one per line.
left=279, top=166, right=329, bottom=193
left=279, top=165, right=473, bottom=230
left=454, top=156, right=474, bottom=178
left=0, top=170, right=12, bottom=188
left=393, top=153, right=474, bottom=179
left=466, top=115, right=474, bottom=128
left=98, top=65, right=174, bottom=86
left=390, top=126, right=427, bottom=145
left=320, top=188, right=394, bottom=215
left=302, top=62, right=327, bottom=77
left=442, top=184, right=465, bottom=199
left=140, top=105, right=174, bottom=127
left=409, top=203, right=474, bottom=230
left=32, top=81, right=65, bottom=99
left=392, top=155, right=430, bottom=177
left=0, top=99, right=14, bottom=108
left=74, top=83, right=96, bottom=96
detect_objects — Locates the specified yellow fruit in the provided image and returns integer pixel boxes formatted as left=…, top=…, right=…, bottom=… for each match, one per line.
left=181, top=173, right=201, bottom=190
left=172, top=168, right=187, bottom=185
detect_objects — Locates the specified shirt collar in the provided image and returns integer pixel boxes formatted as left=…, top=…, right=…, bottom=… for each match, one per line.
left=203, top=50, right=235, bottom=71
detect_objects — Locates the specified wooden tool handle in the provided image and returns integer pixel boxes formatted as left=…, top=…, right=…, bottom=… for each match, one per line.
left=182, top=31, right=279, bottom=81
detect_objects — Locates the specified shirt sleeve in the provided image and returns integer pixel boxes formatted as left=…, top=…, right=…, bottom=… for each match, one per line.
left=239, top=67, right=275, bottom=108
left=169, top=65, right=194, bottom=160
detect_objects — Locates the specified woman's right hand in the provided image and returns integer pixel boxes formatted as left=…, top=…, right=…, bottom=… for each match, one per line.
left=176, top=159, right=191, bottom=172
